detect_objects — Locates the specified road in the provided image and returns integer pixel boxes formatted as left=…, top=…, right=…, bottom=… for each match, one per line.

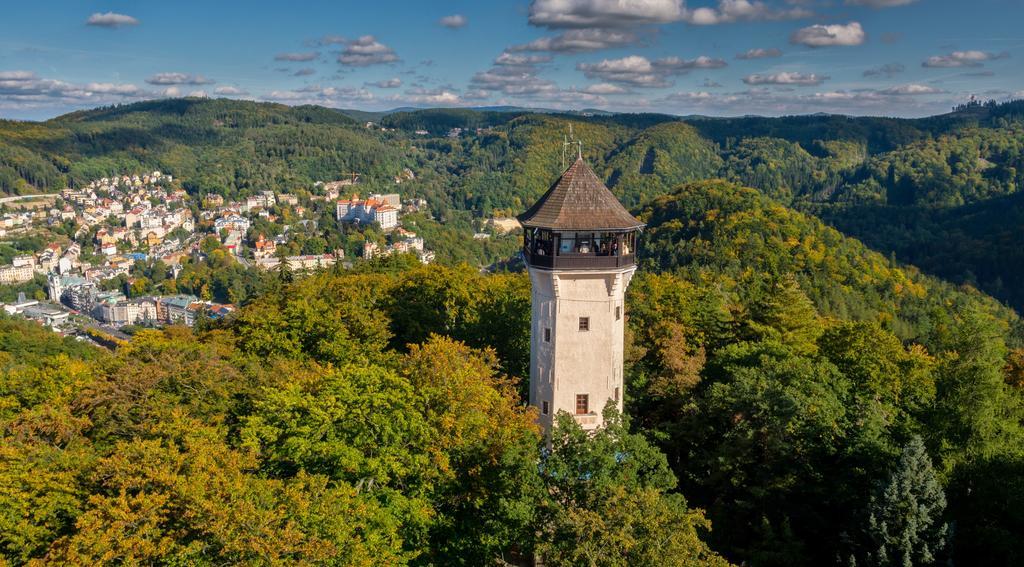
left=0, top=193, right=57, bottom=204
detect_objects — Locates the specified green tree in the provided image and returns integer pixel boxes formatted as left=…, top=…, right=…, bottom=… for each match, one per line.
left=535, top=405, right=727, bottom=567
left=864, top=436, right=949, bottom=567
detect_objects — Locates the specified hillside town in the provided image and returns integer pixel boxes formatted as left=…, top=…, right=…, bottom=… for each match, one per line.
left=0, top=171, right=434, bottom=338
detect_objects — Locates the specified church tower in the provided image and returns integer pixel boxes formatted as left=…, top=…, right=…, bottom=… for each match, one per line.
left=518, top=155, right=644, bottom=434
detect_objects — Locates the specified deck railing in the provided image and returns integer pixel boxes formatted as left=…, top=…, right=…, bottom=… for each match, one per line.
left=524, top=249, right=636, bottom=270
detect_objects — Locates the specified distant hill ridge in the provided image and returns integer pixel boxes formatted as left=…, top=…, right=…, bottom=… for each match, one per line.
left=2, top=96, right=1024, bottom=310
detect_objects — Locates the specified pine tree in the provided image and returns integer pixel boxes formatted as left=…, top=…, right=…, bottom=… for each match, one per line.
left=866, top=436, right=949, bottom=567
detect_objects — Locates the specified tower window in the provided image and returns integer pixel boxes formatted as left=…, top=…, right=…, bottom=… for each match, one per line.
left=615, top=387, right=620, bottom=402
left=578, top=317, right=590, bottom=331
left=575, top=394, right=590, bottom=415
left=615, top=306, right=622, bottom=320
left=542, top=401, right=549, bottom=415
left=544, top=327, right=551, bottom=342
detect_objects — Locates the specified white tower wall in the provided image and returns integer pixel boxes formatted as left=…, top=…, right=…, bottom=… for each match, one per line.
left=529, top=265, right=635, bottom=433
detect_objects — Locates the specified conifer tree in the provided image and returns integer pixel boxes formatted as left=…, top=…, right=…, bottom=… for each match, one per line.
left=865, top=436, right=949, bottom=567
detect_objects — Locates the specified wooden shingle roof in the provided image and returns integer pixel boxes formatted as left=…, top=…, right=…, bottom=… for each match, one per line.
left=517, top=157, right=644, bottom=231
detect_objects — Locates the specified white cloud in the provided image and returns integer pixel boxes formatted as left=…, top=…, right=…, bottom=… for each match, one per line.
left=577, top=56, right=669, bottom=87
left=846, top=0, right=918, bottom=6
left=510, top=29, right=638, bottom=53
left=791, top=22, right=866, bottom=48
left=145, top=73, right=215, bottom=85
left=471, top=67, right=558, bottom=95
left=439, top=14, right=467, bottom=28
left=683, top=0, right=812, bottom=25
left=655, top=55, right=728, bottom=71
left=529, top=0, right=684, bottom=28
left=582, top=82, right=630, bottom=94
left=275, top=52, right=319, bottom=62
left=399, top=87, right=462, bottom=105
left=656, top=86, right=956, bottom=117
left=922, top=50, right=1008, bottom=68
left=82, top=83, right=145, bottom=96
left=495, top=52, right=554, bottom=66
left=337, top=36, right=400, bottom=66
left=664, top=90, right=715, bottom=102
left=214, top=86, right=249, bottom=96
left=0, top=71, right=152, bottom=111
left=577, top=54, right=725, bottom=87
left=743, top=71, right=829, bottom=86
left=267, top=85, right=376, bottom=105
left=85, top=12, right=139, bottom=28
left=0, top=71, right=36, bottom=81
left=368, top=78, right=403, bottom=88
left=737, top=48, right=782, bottom=59
left=863, top=62, right=905, bottom=77
left=470, top=50, right=559, bottom=96
left=878, top=84, right=945, bottom=95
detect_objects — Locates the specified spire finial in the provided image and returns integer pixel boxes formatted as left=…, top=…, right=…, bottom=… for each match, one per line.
left=577, top=140, right=583, bottom=160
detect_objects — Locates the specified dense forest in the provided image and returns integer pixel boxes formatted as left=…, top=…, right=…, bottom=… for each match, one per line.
left=3, top=98, right=1024, bottom=564
left=3, top=178, right=1024, bottom=565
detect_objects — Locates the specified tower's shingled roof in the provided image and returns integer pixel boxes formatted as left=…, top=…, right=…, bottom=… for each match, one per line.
left=517, top=156, right=644, bottom=231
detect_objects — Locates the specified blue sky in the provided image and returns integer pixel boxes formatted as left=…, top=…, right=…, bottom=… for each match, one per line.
left=1, top=0, right=1022, bottom=120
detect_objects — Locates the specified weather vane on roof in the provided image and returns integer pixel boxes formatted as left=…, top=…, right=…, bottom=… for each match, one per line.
left=562, top=123, right=582, bottom=168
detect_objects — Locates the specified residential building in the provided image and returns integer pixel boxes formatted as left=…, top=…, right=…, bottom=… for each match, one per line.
left=336, top=193, right=400, bottom=229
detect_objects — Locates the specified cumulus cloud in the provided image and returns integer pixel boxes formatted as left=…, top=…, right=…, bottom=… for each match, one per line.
left=577, top=54, right=726, bottom=87
left=511, top=29, right=639, bottom=53
left=495, top=52, right=554, bottom=66
left=577, top=56, right=669, bottom=87
left=399, top=87, right=462, bottom=105
left=737, top=48, right=782, bottom=59
left=266, top=85, right=376, bottom=106
left=439, top=14, right=467, bottom=28
left=293, top=68, right=316, bottom=77
left=791, top=22, right=866, bottom=48
left=922, top=50, right=1008, bottom=68
left=683, top=0, right=812, bottom=25
left=275, top=52, right=319, bottom=62
left=655, top=55, right=728, bottom=71
left=82, top=83, right=145, bottom=96
left=214, top=86, right=249, bottom=96
left=85, top=12, right=139, bottom=28
left=368, top=78, right=402, bottom=88
left=664, top=90, right=716, bottom=103
left=145, top=73, right=215, bottom=85
left=702, top=78, right=724, bottom=88
left=529, top=0, right=684, bottom=28
left=657, top=86, right=954, bottom=117
left=337, top=36, right=400, bottom=66
left=878, top=84, right=945, bottom=95
left=743, top=71, right=829, bottom=86
left=0, top=71, right=148, bottom=110
left=582, top=82, right=631, bottom=94
left=471, top=66, right=558, bottom=95
left=469, top=50, right=559, bottom=96
left=0, top=71, right=37, bottom=81
left=863, top=62, right=905, bottom=77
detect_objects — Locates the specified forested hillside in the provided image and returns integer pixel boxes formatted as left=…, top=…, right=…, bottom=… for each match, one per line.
left=4, top=176, right=1024, bottom=565
left=2, top=97, right=1023, bottom=309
